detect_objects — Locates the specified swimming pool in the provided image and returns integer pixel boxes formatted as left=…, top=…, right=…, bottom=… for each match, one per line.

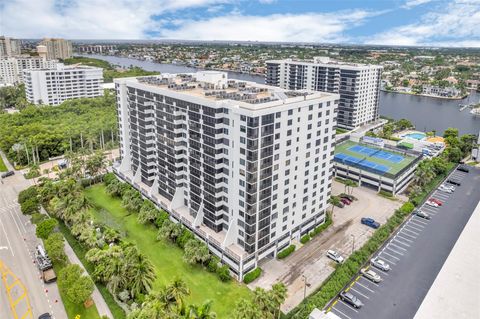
left=403, top=132, right=426, bottom=140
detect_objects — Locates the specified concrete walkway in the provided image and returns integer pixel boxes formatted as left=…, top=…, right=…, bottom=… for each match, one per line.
left=63, top=240, right=114, bottom=319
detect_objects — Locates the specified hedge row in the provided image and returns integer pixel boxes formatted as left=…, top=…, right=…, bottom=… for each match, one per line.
left=277, top=245, right=296, bottom=259
left=286, top=202, right=415, bottom=318
left=301, top=213, right=333, bottom=245
left=243, top=267, right=262, bottom=284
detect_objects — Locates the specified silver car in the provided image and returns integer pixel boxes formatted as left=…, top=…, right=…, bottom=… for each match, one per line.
left=360, top=267, right=382, bottom=283
left=371, top=257, right=390, bottom=271
left=327, top=250, right=344, bottom=264
left=340, top=291, right=363, bottom=308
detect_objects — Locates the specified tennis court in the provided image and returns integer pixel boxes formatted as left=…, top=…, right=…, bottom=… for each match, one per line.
left=335, top=140, right=416, bottom=175
left=349, top=145, right=404, bottom=163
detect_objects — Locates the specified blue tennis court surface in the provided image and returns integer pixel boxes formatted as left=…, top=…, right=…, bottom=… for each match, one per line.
left=335, top=153, right=390, bottom=173
left=348, top=145, right=404, bottom=164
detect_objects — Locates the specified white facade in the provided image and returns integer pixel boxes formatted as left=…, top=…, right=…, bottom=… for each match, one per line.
left=0, top=36, right=21, bottom=57
left=0, top=56, right=57, bottom=85
left=114, top=71, right=339, bottom=279
left=24, top=64, right=103, bottom=105
left=266, top=57, right=382, bottom=130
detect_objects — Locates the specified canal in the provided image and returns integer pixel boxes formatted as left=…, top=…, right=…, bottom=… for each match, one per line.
left=82, top=54, right=480, bottom=135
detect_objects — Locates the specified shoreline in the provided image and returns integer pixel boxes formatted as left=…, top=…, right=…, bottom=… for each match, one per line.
left=380, top=89, right=468, bottom=100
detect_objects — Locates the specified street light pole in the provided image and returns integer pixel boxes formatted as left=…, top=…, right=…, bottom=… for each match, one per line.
left=302, top=275, right=307, bottom=300
left=351, top=234, right=355, bottom=253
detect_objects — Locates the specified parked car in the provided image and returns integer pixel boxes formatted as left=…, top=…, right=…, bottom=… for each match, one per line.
left=425, top=200, right=439, bottom=208
left=38, top=314, right=52, bottom=319
left=361, top=217, right=380, bottom=229
left=414, top=210, right=431, bottom=220
left=429, top=198, right=443, bottom=206
left=371, top=257, right=390, bottom=271
left=360, top=267, right=382, bottom=283
left=439, top=184, right=454, bottom=193
left=339, top=291, right=363, bottom=308
left=340, top=198, right=351, bottom=205
left=340, top=194, right=355, bottom=201
left=326, top=250, right=344, bottom=264
left=447, top=179, right=461, bottom=186
left=457, top=165, right=470, bottom=173
left=1, top=171, right=14, bottom=178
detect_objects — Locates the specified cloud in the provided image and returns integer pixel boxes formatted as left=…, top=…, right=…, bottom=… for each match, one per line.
left=0, top=0, right=233, bottom=39
left=402, top=0, right=434, bottom=9
left=367, top=0, right=480, bottom=47
left=157, top=10, right=377, bottom=42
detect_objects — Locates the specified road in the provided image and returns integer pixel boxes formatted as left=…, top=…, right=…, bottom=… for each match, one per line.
left=0, top=154, right=67, bottom=319
left=327, top=166, right=480, bottom=319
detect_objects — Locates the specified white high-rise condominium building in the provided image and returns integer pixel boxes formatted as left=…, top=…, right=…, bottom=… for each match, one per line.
left=266, top=57, right=382, bottom=130
left=24, top=64, right=103, bottom=105
left=0, top=56, right=58, bottom=85
left=0, top=36, right=22, bottom=57
left=37, top=38, right=73, bottom=60
left=114, top=71, right=338, bottom=279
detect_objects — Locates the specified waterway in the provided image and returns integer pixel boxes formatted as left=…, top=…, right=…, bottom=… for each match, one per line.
left=82, top=54, right=480, bottom=135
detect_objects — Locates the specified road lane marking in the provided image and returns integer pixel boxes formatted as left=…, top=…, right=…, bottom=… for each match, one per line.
left=403, top=226, right=421, bottom=235
left=356, top=281, right=375, bottom=293
left=389, top=242, right=408, bottom=251
left=0, top=217, right=14, bottom=256
left=350, top=287, right=370, bottom=299
left=393, top=238, right=410, bottom=247
left=411, top=217, right=429, bottom=225
left=359, top=276, right=380, bottom=287
left=331, top=307, right=352, bottom=319
left=7, top=208, right=23, bottom=236
left=385, top=247, right=403, bottom=257
left=396, top=234, right=414, bottom=242
left=405, top=224, right=424, bottom=232
left=338, top=300, right=359, bottom=313
left=378, top=254, right=397, bottom=265
left=408, top=221, right=425, bottom=228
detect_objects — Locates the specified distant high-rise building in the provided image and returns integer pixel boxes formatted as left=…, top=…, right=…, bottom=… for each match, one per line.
left=266, top=57, right=383, bottom=130
left=0, top=36, right=22, bottom=57
left=24, top=64, right=103, bottom=105
left=0, top=56, right=58, bottom=85
left=114, top=71, right=338, bottom=279
left=37, top=38, right=73, bottom=60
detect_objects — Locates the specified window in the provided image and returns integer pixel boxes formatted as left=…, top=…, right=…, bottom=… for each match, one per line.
left=288, top=109, right=293, bottom=115
left=287, top=119, right=292, bottom=126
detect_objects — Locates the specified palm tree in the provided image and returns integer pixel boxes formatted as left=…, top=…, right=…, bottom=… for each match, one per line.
left=253, top=288, right=276, bottom=319
left=232, top=299, right=262, bottom=319
left=165, top=279, right=190, bottom=311
left=270, top=283, right=287, bottom=319
left=188, top=300, right=217, bottom=319
left=124, top=247, right=156, bottom=297
left=328, top=196, right=341, bottom=216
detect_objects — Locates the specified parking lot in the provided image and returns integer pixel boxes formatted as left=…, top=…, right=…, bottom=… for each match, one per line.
left=326, top=166, right=480, bottom=319
left=251, top=181, right=403, bottom=313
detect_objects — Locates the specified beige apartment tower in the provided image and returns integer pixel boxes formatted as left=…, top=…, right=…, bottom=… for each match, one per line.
left=0, top=36, right=22, bottom=57
left=37, top=38, right=73, bottom=60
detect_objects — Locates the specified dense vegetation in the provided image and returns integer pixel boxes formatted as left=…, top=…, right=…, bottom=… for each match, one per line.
left=64, top=56, right=158, bottom=82
left=277, top=245, right=296, bottom=259
left=0, top=93, right=117, bottom=166
left=0, top=84, right=28, bottom=111
left=243, top=268, right=262, bottom=284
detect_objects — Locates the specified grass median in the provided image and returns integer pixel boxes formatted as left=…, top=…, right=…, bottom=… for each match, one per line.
left=84, top=184, right=251, bottom=319
left=0, top=155, right=7, bottom=172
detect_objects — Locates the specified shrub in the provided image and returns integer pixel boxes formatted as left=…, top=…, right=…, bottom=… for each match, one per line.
left=300, top=234, right=311, bottom=244
left=177, top=229, right=195, bottom=249
left=45, top=232, right=67, bottom=264
left=21, top=198, right=40, bottom=215
left=216, top=265, right=231, bottom=281
left=103, top=172, right=117, bottom=185
left=379, top=190, right=394, bottom=198
left=18, top=186, right=38, bottom=204
left=207, top=256, right=220, bottom=273
left=154, top=210, right=170, bottom=227
left=310, top=213, right=332, bottom=237
left=243, top=267, right=262, bottom=284
left=277, top=245, right=295, bottom=259
left=36, top=218, right=59, bottom=239
left=31, top=213, right=47, bottom=225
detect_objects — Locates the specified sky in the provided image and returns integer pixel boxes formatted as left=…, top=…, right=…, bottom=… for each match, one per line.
left=0, top=0, right=479, bottom=47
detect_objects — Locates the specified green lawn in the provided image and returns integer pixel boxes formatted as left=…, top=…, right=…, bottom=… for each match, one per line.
left=335, top=140, right=416, bottom=175
left=0, top=155, right=7, bottom=172
left=84, top=185, right=251, bottom=318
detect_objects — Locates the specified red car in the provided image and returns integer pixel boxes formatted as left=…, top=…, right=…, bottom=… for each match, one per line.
left=429, top=198, right=443, bottom=206
left=341, top=198, right=351, bottom=205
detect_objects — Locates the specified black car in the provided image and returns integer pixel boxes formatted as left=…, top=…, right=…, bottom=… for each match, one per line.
left=38, top=314, right=52, bottom=319
left=1, top=170, right=14, bottom=178
left=447, top=179, right=461, bottom=186
left=457, top=165, right=470, bottom=173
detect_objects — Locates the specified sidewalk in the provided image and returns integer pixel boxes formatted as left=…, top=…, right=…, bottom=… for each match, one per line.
left=63, top=239, right=114, bottom=319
